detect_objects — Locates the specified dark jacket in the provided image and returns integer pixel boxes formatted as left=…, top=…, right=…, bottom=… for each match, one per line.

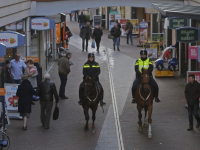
left=38, top=79, right=59, bottom=103
left=78, top=14, right=86, bottom=23
left=6, top=66, right=12, bottom=83
left=80, top=25, right=92, bottom=39
left=117, top=23, right=121, bottom=29
left=92, top=28, right=103, bottom=40
left=125, top=22, right=133, bottom=31
left=16, top=80, right=37, bottom=113
left=58, top=57, right=70, bottom=75
left=185, top=81, right=200, bottom=105
left=83, top=60, right=100, bottom=81
left=135, top=57, right=153, bottom=78
left=110, top=27, right=121, bottom=37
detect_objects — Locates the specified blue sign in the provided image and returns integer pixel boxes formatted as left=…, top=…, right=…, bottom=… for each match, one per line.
left=139, top=21, right=148, bottom=28
left=198, top=46, right=200, bottom=62
left=0, top=31, right=25, bottom=49
left=0, top=43, right=6, bottom=57
left=31, top=17, right=55, bottom=31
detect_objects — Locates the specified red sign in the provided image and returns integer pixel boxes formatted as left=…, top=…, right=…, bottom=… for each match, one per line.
left=187, top=71, right=200, bottom=83
left=189, top=46, right=198, bottom=59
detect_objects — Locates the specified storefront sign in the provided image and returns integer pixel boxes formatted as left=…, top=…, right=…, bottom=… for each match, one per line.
left=93, top=15, right=102, bottom=27
left=169, top=17, right=188, bottom=29
left=21, top=57, right=39, bottom=63
left=187, top=71, right=200, bottom=83
left=139, top=21, right=148, bottom=29
left=4, top=84, right=19, bottom=111
left=109, top=14, right=121, bottom=30
left=189, top=46, right=198, bottom=59
left=6, top=21, right=23, bottom=30
left=0, top=43, right=6, bottom=57
left=0, top=88, right=6, bottom=96
left=0, top=31, right=25, bottom=48
left=176, top=27, right=199, bottom=43
left=145, top=8, right=158, bottom=14
left=31, top=17, right=55, bottom=30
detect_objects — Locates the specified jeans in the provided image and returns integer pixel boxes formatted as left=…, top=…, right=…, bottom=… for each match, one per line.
left=188, top=105, right=200, bottom=126
left=95, top=38, right=101, bottom=50
left=40, top=102, right=53, bottom=128
left=12, top=79, right=21, bottom=84
left=79, top=22, right=85, bottom=30
left=79, top=81, right=104, bottom=101
left=82, top=37, right=89, bottom=51
left=113, top=37, right=119, bottom=49
left=132, top=76, right=159, bottom=98
left=59, top=74, right=68, bottom=97
left=127, top=30, right=133, bottom=44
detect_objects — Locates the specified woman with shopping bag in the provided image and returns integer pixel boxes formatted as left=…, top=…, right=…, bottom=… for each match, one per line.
left=92, top=25, right=103, bottom=52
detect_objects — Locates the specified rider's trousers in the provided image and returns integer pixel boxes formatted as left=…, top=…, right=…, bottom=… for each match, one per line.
left=132, top=76, right=159, bottom=98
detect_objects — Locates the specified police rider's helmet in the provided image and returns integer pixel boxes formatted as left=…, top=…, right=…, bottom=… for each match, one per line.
left=140, top=49, right=147, bottom=55
left=88, top=53, right=95, bottom=58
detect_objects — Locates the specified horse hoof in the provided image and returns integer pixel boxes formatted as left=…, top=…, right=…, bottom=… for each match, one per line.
left=143, top=124, right=148, bottom=128
left=148, top=135, right=152, bottom=139
left=91, top=130, right=95, bottom=134
left=138, top=129, right=143, bottom=133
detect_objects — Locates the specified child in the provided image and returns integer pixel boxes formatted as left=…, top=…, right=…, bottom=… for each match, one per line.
left=26, top=60, right=36, bottom=76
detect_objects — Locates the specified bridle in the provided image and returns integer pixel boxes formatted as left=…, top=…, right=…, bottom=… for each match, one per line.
left=84, top=82, right=99, bottom=102
left=139, top=73, right=151, bottom=101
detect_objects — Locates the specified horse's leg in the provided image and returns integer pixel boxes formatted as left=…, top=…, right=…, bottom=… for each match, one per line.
left=84, top=105, right=89, bottom=131
left=137, top=105, right=143, bottom=133
left=91, top=105, right=98, bottom=134
left=148, top=105, right=153, bottom=138
left=143, top=107, right=148, bottom=128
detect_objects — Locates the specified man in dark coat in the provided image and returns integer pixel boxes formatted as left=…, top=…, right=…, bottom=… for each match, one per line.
left=78, top=12, right=86, bottom=30
left=110, top=23, right=121, bottom=51
left=92, top=25, right=103, bottom=52
left=38, top=74, right=59, bottom=129
left=80, top=22, right=92, bottom=52
left=185, top=74, right=200, bottom=131
left=125, top=20, right=133, bottom=45
left=17, top=75, right=37, bottom=130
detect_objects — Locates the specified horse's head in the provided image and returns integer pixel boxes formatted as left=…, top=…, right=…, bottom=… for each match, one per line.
left=84, top=77, right=96, bottom=97
left=141, top=68, right=150, bottom=92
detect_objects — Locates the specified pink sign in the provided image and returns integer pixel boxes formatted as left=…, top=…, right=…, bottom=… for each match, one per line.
left=189, top=46, right=198, bottom=59
left=187, top=71, right=200, bottom=83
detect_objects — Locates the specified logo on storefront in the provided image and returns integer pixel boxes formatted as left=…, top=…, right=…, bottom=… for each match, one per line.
left=31, top=17, right=55, bottom=30
left=44, top=22, right=48, bottom=27
left=0, top=39, right=9, bottom=42
left=10, top=38, right=16, bottom=44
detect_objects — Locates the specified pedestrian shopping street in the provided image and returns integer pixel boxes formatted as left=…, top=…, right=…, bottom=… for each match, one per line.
left=6, top=19, right=200, bottom=150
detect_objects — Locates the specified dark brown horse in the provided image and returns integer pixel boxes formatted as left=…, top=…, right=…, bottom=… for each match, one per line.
left=82, top=77, right=100, bottom=133
left=135, top=68, right=154, bottom=138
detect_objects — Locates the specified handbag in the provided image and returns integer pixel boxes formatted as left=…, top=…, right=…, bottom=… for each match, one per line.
left=108, top=34, right=114, bottom=39
left=91, top=40, right=95, bottom=48
left=53, top=104, right=59, bottom=120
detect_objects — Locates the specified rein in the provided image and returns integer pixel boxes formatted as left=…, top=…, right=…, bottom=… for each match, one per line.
left=86, top=85, right=99, bottom=102
left=139, top=85, right=151, bottom=101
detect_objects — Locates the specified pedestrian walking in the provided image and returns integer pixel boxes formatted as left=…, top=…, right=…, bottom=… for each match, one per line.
left=92, top=25, right=103, bottom=52
left=9, top=53, right=27, bottom=84
left=125, top=20, right=133, bottom=45
left=69, top=13, right=72, bottom=21
left=110, top=23, right=121, bottom=51
left=115, top=20, right=121, bottom=45
left=78, top=12, right=86, bottom=30
left=58, top=52, right=72, bottom=99
left=25, top=59, right=38, bottom=105
left=38, top=74, right=59, bottom=129
left=185, top=74, right=200, bottom=131
left=80, top=22, right=92, bottom=52
left=5, top=60, right=12, bottom=83
left=16, top=75, right=38, bottom=130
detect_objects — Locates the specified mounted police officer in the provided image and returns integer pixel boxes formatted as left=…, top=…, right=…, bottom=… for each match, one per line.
left=78, top=53, right=106, bottom=106
left=132, top=49, right=161, bottom=103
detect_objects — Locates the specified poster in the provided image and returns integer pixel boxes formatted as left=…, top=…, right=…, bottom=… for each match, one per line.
left=188, top=46, right=198, bottom=59
left=109, top=14, right=121, bottom=30
left=93, top=15, right=102, bottom=27
left=146, top=44, right=158, bottom=59
left=152, top=33, right=164, bottom=47
left=139, top=28, right=148, bottom=43
left=187, top=71, right=200, bottom=83
left=120, top=19, right=139, bottom=36
left=4, top=84, right=19, bottom=111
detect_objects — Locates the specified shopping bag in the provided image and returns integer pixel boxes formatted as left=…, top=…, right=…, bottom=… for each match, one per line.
left=91, top=40, right=95, bottom=48
left=53, top=104, right=59, bottom=120
left=108, top=34, right=114, bottom=39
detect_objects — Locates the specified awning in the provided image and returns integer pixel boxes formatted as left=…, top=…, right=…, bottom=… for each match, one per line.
left=151, top=3, right=200, bottom=20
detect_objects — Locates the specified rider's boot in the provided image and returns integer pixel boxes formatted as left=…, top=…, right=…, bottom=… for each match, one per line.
left=100, top=100, right=106, bottom=106
left=100, top=89, right=106, bottom=106
left=132, top=98, right=136, bottom=103
left=78, top=99, right=83, bottom=105
left=154, top=88, right=161, bottom=103
left=78, top=86, right=83, bottom=105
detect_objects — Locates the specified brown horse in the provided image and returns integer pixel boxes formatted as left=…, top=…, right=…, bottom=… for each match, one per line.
left=82, top=77, right=100, bottom=133
left=135, top=68, right=154, bottom=138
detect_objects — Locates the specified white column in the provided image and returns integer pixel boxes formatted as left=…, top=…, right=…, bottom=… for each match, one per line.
left=150, top=14, right=153, bottom=41
left=25, top=17, right=31, bottom=56
left=179, top=42, right=181, bottom=76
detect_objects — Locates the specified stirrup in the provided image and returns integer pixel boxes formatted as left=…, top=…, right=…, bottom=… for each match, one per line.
left=155, top=97, right=161, bottom=103
left=132, top=98, right=136, bottom=104
left=100, top=100, right=106, bottom=106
